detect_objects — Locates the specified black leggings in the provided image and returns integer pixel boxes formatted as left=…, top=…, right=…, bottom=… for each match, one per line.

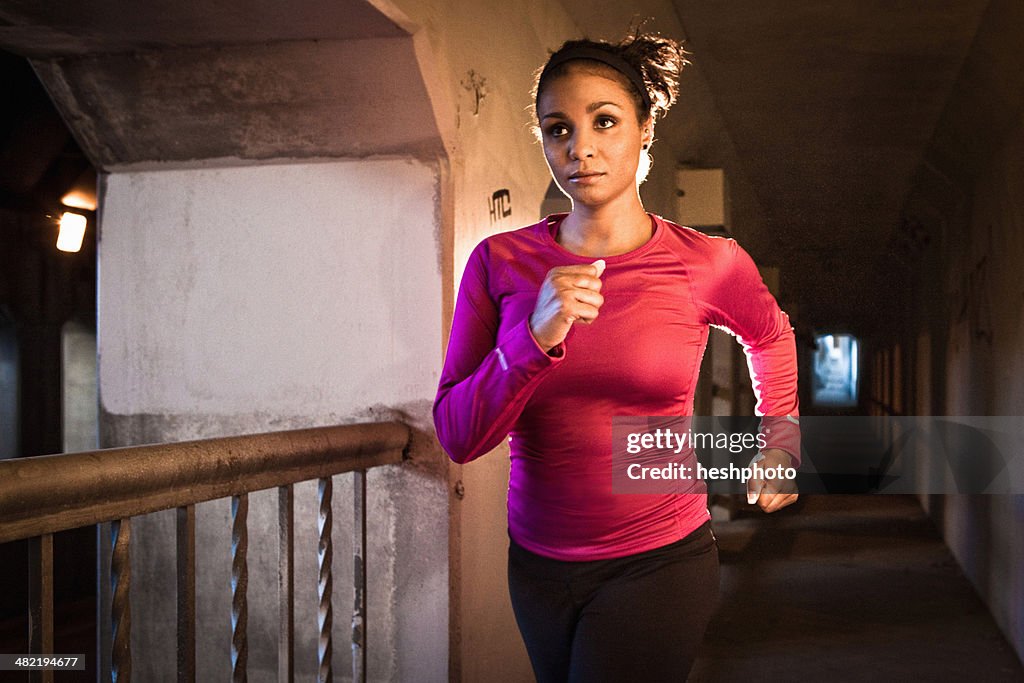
left=507, top=522, right=720, bottom=683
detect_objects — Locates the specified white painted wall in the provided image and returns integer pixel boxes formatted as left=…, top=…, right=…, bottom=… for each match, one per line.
left=100, top=159, right=440, bottom=419
left=98, top=157, right=448, bottom=682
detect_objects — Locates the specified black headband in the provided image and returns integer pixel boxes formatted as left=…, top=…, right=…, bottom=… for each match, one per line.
left=540, top=46, right=653, bottom=112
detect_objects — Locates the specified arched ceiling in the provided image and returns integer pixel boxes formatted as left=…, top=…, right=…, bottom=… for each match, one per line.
left=1, top=0, right=1019, bottom=332
left=557, top=0, right=999, bottom=332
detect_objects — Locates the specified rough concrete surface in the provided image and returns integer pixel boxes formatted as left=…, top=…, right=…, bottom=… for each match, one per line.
left=690, top=495, right=1024, bottom=682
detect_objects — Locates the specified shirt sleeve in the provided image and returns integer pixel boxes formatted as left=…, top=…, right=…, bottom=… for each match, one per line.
left=695, top=238, right=801, bottom=466
left=432, top=240, right=565, bottom=464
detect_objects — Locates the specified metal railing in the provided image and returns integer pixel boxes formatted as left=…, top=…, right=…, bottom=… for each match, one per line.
left=0, top=421, right=410, bottom=682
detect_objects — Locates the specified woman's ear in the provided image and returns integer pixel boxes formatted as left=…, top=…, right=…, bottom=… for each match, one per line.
left=641, top=121, right=655, bottom=150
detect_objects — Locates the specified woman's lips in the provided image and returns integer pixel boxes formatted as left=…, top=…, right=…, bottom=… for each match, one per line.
left=569, top=171, right=604, bottom=184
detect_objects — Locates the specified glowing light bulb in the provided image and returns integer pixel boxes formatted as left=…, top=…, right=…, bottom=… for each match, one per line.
left=57, top=212, right=87, bottom=253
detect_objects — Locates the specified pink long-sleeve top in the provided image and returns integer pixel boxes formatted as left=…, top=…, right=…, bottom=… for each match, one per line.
left=433, top=213, right=799, bottom=561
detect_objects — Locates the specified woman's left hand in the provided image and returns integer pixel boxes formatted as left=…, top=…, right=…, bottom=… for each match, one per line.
left=746, top=448, right=799, bottom=513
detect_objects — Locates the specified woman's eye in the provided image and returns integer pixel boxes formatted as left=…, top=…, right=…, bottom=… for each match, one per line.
left=596, top=116, right=616, bottom=129
left=548, top=124, right=568, bottom=137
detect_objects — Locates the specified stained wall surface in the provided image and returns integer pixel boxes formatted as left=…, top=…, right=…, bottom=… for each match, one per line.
left=99, top=158, right=448, bottom=681
left=13, top=0, right=1024, bottom=676
left=906, top=0, right=1024, bottom=662
left=930, top=116, right=1024, bottom=661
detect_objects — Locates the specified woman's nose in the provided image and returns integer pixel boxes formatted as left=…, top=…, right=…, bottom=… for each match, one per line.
left=568, top=130, right=595, bottom=159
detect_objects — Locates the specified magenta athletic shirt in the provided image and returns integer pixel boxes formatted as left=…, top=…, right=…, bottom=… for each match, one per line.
left=433, top=213, right=800, bottom=561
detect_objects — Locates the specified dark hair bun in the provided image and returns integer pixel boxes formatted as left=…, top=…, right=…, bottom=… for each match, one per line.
left=617, top=32, right=689, bottom=121
left=534, top=31, right=689, bottom=123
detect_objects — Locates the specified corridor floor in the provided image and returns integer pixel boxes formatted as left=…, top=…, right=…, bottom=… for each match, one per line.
left=690, top=495, right=1024, bottom=681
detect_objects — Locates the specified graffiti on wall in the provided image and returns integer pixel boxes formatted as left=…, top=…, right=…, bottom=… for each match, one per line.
left=461, top=70, right=488, bottom=117
left=489, top=189, right=511, bottom=223
left=954, top=222, right=994, bottom=345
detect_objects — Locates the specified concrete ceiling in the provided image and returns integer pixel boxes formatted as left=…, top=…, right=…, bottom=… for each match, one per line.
left=671, top=0, right=998, bottom=332
left=668, top=0, right=989, bottom=257
left=1, top=0, right=1015, bottom=333
left=557, top=0, right=998, bottom=331
left=0, top=0, right=439, bottom=166
left=0, top=0, right=406, bottom=58
left=4, top=0, right=989, bottom=229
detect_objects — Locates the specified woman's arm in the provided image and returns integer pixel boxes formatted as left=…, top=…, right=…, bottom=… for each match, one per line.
left=696, top=237, right=801, bottom=465
left=432, top=241, right=565, bottom=464
left=695, top=237, right=801, bottom=512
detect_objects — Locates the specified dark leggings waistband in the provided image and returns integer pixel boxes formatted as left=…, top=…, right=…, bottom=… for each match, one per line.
left=508, top=520, right=715, bottom=566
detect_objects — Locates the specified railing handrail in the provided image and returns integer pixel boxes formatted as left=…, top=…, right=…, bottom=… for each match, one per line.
left=0, top=421, right=409, bottom=544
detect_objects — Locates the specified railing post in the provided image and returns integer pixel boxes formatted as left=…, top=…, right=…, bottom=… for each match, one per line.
left=317, top=477, right=333, bottom=683
left=278, top=485, right=294, bottom=683
left=352, top=470, right=367, bottom=683
left=177, top=506, right=196, bottom=683
left=231, top=494, right=248, bottom=682
left=28, top=533, right=54, bottom=683
left=97, top=522, right=112, bottom=683
left=111, top=519, right=131, bottom=683
left=0, top=422, right=410, bottom=682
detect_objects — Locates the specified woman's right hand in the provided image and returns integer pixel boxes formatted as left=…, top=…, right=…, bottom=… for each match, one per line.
left=529, top=259, right=606, bottom=352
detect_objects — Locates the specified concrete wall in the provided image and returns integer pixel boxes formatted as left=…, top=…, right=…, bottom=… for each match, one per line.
left=98, top=158, right=448, bottom=682
left=99, top=160, right=440, bottom=420
left=61, top=319, right=98, bottom=452
left=31, top=35, right=440, bottom=167
left=928, top=115, right=1024, bottom=661
left=903, top=0, right=1024, bottom=662
left=37, top=0, right=787, bottom=678
left=77, top=0, right=594, bottom=675
left=381, top=3, right=785, bottom=676
left=378, top=1, right=581, bottom=679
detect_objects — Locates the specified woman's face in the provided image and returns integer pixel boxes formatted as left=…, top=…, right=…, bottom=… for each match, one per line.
left=537, top=65, right=652, bottom=210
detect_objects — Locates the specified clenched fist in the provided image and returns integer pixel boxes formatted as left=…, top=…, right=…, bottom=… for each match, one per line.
left=529, top=259, right=606, bottom=352
left=746, top=448, right=799, bottom=513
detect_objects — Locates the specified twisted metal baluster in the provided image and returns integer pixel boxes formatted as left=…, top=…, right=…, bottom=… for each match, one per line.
left=231, top=494, right=248, bottom=682
left=111, top=519, right=132, bottom=683
left=317, top=477, right=333, bottom=683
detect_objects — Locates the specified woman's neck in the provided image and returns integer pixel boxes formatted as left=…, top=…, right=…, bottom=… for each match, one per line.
left=558, top=195, right=651, bottom=257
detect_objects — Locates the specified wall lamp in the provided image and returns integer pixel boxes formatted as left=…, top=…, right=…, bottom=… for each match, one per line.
left=56, top=211, right=87, bottom=253
left=56, top=170, right=97, bottom=253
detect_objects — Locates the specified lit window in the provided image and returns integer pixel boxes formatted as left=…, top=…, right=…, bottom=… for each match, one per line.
left=812, top=333, right=859, bottom=407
